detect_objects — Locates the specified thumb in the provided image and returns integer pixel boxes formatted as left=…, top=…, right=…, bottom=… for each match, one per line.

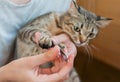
left=52, top=34, right=70, bottom=45
left=26, top=46, right=60, bottom=67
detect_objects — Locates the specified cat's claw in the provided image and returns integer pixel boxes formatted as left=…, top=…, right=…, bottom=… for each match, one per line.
left=60, top=49, right=68, bottom=62
left=39, top=41, right=54, bottom=49
left=58, top=43, right=68, bottom=62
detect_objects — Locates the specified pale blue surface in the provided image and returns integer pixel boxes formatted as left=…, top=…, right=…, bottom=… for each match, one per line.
left=0, top=0, right=71, bottom=66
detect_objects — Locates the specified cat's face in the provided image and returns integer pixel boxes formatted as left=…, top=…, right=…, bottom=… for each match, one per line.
left=60, top=1, right=112, bottom=47
left=62, top=13, right=111, bottom=47
left=73, top=20, right=99, bottom=46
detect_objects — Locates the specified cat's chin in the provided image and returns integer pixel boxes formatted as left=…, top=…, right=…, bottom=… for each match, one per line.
left=75, top=42, right=87, bottom=47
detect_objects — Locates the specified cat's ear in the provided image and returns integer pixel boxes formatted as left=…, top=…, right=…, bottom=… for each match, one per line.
left=67, top=1, right=79, bottom=16
left=96, top=16, right=112, bottom=28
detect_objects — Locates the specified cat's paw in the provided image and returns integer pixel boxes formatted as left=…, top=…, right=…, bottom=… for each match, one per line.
left=39, top=34, right=54, bottom=49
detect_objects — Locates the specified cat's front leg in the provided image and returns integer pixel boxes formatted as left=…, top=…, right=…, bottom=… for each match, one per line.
left=32, top=32, right=54, bottom=49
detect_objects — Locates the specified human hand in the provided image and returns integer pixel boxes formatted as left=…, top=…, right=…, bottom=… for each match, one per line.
left=32, top=32, right=77, bottom=82
left=0, top=46, right=74, bottom=82
left=52, top=33, right=77, bottom=57
left=33, top=32, right=77, bottom=57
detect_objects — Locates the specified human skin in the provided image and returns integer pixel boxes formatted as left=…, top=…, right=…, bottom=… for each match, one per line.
left=9, top=0, right=31, bottom=5
left=0, top=0, right=77, bottom=82
left=0, top=34, right=77, bottom=82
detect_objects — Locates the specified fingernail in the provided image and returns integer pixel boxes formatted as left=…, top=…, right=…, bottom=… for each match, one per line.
left=58, top=51, right=61, bottom=57
left=51, top=46, right=60, bottom=54
left=68, top=55, right=74, bottom=62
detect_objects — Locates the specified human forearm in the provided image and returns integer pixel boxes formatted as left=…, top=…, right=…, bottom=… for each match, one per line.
left=0, top=66, right=9, bottom=82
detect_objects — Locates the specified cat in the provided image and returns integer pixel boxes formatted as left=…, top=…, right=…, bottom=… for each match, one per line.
left=16, top=0, right=111, bottom=82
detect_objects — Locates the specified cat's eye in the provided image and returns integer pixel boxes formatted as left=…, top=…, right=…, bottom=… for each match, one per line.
left=81, top=24, right=84, bottom=28
left=89, top=33, right=94, bottom=37
left=74, top=26, right=80, bottom=32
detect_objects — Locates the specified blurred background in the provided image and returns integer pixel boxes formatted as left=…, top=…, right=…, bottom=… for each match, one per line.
left=74, top=0, right=120, bottom=82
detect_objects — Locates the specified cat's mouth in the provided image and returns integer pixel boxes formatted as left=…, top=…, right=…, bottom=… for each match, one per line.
left=75, top=42, right=81, bottom=47
left=75, top=42, right=86, bottom=47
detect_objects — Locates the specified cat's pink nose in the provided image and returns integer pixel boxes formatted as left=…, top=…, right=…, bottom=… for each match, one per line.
left=80, top=36, right=87, bottom=43
left=80, top=40, right=86, bottom=43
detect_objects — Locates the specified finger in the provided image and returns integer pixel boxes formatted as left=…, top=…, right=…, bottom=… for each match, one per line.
left=40, top=57, right=62, bottom=74
left=26, top=46, right=60, bottom=67
left=40, top=68, right=52, bottom=74
left=51, top=34, right=70, bottom=45
left=57, top=74, right=69, bottom=82
left=51, top=58, right=61, bottom=73
left=50, top=57, right=67, bottom=73
left=65, top=41, right=77, bottom=56
left=45, top=55, right=74, bottom=82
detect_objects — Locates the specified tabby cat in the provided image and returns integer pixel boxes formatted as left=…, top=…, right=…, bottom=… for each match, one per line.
left=16, top=0, right=111, bottom=82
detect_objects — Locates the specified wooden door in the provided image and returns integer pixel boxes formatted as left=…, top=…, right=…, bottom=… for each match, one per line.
left=77, top=0, right=120, bottom=69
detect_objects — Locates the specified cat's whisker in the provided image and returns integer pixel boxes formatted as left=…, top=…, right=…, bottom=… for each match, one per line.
left=83, top=44, right=92, bottom=63
left=84, top=45, right=90, bottom=54
left=90, top=44, right=100, bottom=52
left=87, top=45, right=94, bottom=61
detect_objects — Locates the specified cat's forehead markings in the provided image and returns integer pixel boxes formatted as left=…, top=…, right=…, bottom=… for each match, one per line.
left=80, top=15, right=85, bottom=22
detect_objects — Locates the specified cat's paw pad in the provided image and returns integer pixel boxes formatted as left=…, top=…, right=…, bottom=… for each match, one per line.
left=39, top=35, right=54, bottom=49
